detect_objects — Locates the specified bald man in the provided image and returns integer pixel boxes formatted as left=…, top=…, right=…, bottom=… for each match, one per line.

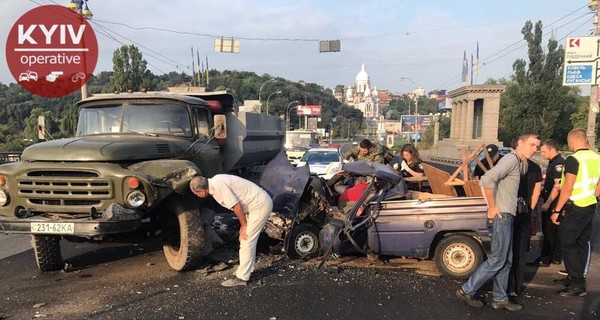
left=551, top=129, right=600, bottom=297
left=190, top=174, right=272, bottom=287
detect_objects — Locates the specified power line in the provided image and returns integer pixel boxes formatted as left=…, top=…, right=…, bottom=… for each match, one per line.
left=93, top=19, right=320, bottom=42
left=90, top=20, right=192, bottom=75
left=92, top=26, right=166, bottom=75
left=433, top=5, right=591, bottom=91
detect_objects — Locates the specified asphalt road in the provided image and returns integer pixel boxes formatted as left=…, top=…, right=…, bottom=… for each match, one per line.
left=1, top=149, right=599, bottom=319
left=1, top=226, right=599, bottom=320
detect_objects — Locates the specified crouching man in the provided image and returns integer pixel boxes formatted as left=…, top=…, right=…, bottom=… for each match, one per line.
left=190, top=175, right=273, bottom=287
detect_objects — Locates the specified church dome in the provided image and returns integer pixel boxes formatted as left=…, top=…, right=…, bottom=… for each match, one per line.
left=355, top=63, right=369, bottom=82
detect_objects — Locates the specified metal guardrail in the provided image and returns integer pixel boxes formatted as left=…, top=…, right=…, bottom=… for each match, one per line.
left=0, top=152, right=22, bottom=163
left=427, top=155, right=462, bottom=166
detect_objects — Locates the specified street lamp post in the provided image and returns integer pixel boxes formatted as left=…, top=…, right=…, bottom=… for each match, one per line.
left=258, top=78, right=277, bottom=109
left=285, top=101, right=300, bottom=131
left=266, top=90, right=282, bottom=115
left=67, top=0, right=93, bottom=100
left=588, top=0, right=600, bottom=149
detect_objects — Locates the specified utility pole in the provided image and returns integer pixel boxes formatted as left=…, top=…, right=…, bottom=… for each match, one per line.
left=414, top=97, right=419, bottom=148
left=588, top=1, right=600, bottom=149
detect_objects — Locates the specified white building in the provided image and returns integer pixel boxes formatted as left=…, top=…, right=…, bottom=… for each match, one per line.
left=344, top=63, right=380, bottom=119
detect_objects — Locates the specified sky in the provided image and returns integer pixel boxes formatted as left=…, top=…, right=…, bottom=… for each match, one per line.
left=0, top=0, right=594, bottom=95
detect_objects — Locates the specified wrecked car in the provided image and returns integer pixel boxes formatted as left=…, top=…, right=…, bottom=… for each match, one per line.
left=319, top=161, right=491, bottom=279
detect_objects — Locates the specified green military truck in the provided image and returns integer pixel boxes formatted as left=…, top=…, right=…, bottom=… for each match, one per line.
left=0, top=91, right=284, bottom=272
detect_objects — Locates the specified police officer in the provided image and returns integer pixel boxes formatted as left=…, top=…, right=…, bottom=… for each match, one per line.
left=551, top=129, right=600, bottom=297
left=537, top=139, right=565, bottom=266
left=474, top=144, right=503, bottom=179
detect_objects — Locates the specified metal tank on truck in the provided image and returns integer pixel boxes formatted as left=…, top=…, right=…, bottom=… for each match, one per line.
left=0, top=90, right=284, bottom=272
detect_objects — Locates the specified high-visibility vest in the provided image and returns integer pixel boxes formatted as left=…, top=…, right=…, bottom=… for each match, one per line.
left=563, top=149, right=600, bottom=207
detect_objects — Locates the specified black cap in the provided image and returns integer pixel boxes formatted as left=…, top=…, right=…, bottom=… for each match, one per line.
left=486, top=144, right=499, bottom=157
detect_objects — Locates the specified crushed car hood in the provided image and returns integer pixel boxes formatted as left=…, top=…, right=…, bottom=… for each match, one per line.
left=259, top=151, right=310, bottom=218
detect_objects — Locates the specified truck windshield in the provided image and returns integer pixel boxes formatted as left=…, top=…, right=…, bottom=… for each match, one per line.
left=77, top=103, right=191, bottom=137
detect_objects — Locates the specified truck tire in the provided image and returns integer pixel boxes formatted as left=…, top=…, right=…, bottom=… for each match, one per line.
left=162, top=208, right=205, bottom=271
left=31, top=235, right=63, bottom=272
left=434, top=235, right=484, bottom=279
left=286, top=223, right=321, bottom=259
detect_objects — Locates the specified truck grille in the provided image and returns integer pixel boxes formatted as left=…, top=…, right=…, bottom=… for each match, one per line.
left=18, top=170, right=113, bottom=207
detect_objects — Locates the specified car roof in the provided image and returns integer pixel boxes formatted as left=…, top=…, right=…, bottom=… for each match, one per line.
left=306, top=148, right=339, bottom=152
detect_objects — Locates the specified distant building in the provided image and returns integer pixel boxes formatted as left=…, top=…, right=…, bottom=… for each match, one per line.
left=342, top=63, right=380, bottom=119
left=333, top=85, right=345, bottom=104
left=378, top=90, right=392, bottom=111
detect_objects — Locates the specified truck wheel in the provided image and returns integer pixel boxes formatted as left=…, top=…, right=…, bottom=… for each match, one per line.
left=434, top=235, right=483, bottom=279
left=286, top=223, right=321, bottom=259
left=162, top=208, right=205, bottom=271
left=31, top=235, right=63, bottom=272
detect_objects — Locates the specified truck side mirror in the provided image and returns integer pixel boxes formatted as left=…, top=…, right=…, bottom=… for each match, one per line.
left=214, top=114, right=226, bottom=139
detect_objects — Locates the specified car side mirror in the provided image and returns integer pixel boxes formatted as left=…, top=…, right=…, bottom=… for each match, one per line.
left=214, top=114, right=226, bottom=139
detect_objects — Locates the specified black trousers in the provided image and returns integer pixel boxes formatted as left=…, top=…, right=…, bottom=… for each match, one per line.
left=541, top=209, right=561, bottom=263
left=560, top=203, right=595, bottom=288
left=509, top=211, right=531, bottom=295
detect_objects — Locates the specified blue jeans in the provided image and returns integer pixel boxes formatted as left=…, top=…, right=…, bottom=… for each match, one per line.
left=462, top=213, right=514, bottom=302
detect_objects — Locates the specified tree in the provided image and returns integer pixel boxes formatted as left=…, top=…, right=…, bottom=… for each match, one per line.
left=498, top=21, right=578, bottom=146
left=108, top=45, right=153, bottom=92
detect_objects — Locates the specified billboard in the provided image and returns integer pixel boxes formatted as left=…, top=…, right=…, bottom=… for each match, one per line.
left=400, top=115, right=433, bottom=133
left=297, top=105, right=322, bottom=116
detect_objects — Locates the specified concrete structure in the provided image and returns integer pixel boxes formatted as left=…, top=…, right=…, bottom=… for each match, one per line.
left=240, top=99, right=261, bottom=113
left=433, top=84, right=506, bottom=158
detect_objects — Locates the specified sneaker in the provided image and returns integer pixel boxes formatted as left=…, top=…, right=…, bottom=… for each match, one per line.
left=490, top=300, right=523, bottom=311
left=221, top=278, right=247, bottom=287
left=455, top=288, right=484, bottom=308
left=558, top=269, right=568, bottom=276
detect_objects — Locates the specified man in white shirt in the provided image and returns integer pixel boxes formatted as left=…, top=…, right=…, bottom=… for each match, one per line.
left=190, top=174, right=273, bottom=287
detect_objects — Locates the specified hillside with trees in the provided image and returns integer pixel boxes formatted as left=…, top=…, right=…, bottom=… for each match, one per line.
left=0, top=45, right=359, bottom=152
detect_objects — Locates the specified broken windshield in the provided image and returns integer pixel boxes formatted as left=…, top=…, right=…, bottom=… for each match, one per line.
left=76, top=103, right=192, bottom=137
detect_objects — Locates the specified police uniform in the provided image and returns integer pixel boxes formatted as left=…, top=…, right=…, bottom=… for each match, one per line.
left=556, top=149, right=600, bottom=293
left=540, top=153, right=565, bottom=264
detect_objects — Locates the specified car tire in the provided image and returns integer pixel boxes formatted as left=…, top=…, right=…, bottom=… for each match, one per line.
left=162, top=207, right=205, bottom=271
left=31, top=235, right=63, bottom=272
left=286, top=223, right=321, bottom=259
left=434, top=235, right=484, bottom=279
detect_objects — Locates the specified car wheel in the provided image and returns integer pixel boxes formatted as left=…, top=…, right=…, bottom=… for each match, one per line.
left=31, top=235, right=63, bottom=272
left=162, top=206, right=205, bottom=271
left=434, top=235, right=484, bottom=279
left=286, top=223, right=321, bottom=259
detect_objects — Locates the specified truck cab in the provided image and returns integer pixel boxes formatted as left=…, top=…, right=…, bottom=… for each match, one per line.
left=0, top=91, right=284, bottom=272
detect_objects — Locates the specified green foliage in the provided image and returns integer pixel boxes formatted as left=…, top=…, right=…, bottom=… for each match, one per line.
left=0, top=64, right=360, bottom=151
left=108, top=45, right=154, bottom=92
left=498, top=20, right=578, bottom=146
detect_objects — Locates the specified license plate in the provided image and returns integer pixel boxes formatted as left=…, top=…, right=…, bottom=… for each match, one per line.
left=30, top=222, right=75, bottom=234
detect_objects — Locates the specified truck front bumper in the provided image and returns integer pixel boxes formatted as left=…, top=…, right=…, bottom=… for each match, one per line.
left=0, top=204, right=144, bottom=237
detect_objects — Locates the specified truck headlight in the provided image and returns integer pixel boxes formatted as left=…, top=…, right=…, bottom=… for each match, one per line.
left=126, top=190, right=146, bottom=208
left=0, top=189, right=9, bottom=206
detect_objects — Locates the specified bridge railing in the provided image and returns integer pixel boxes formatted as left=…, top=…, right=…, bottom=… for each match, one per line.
left=0, top=152, right=22, bottom=163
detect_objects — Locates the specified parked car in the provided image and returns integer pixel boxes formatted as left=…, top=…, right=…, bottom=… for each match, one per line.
left=297, top=147, right=342, bottom=180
